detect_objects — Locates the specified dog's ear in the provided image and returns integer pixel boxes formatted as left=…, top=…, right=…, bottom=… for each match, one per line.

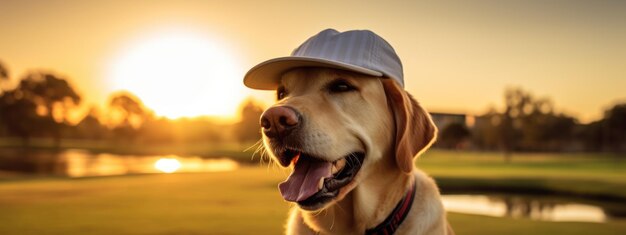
left=382, top=79, right=437, bottom=174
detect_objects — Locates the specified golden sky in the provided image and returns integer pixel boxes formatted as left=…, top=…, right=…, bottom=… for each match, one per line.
left=1, top=0, right=625, bottom=123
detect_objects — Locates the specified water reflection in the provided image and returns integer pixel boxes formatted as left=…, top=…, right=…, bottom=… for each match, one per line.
left=154, top=158, right=181, bottom=173
left=442, top=194, right=611, bottom=223
left=0, top=149, right=239, bottom=177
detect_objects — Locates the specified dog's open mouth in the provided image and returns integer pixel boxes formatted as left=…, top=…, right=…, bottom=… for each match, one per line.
left=278, top=150, right=365, bottom=210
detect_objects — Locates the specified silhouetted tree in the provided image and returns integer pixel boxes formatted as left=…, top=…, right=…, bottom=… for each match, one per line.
left=0, top=61, right=9, bottom=136
left=21, top=72, right=80, bottom=145
left=472, top=109, right=502, bottom=151
left=0, top=60, right=8, bottom=91
left=76, top=107, right=107, bottom=140
left=473, top=87, right=577, bottom=157
left=0, top=71, right=80, bottom=145
left=107, top=92, right=152, bottom=141
left=0, top=90, right=40, bottom=143
left=533, top=114, right=576, bottom=151
left=574, top=120, right=603, bottom=151
left=499, top=88, right=530, bottom=160
left=602, top=103, right=626, bottom=152
left=108, top=92, right=152, bottom=126
left=18, top=72, right=81, bottom=120
left=234, top=99, right=264, bottom=143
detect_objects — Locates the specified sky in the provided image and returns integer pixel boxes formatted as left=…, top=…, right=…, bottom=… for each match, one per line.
left=1, top=0, right=625, bottom=123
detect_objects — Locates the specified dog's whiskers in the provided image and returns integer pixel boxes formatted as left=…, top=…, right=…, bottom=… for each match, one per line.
left=249, top=139, right=283, bottom=169
left=311, top=208, right=326, bottom=217
left=244, top=139, right=263, bottom=152
left=329, top=203, right=344, bottom=231
left=248, top=140, right=264, bottom=160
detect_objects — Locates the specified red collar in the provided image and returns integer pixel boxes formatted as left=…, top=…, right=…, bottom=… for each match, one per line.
left=365, top=179, right=416, bottom=235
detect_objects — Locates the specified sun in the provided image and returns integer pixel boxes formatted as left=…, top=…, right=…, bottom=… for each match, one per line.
left=108, top=29, right=248, bottom=119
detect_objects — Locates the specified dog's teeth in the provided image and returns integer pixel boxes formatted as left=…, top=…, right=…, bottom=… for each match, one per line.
left=334, top=159, right=346, bottom=173
left=318, top=177, right=325, bottom=190
left=291, top=153, right=300, bottom=166
left=331, top=165, right=338, bottom=174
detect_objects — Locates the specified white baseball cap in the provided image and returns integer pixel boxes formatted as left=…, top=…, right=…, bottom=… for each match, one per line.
left=244, top=29, right=404, bottom=90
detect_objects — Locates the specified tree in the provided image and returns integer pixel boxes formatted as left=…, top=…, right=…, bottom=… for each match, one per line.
left=76, top=107, right=107, bottom=140
left=108, top=92, right=151, bottom=127
left=107, top=92, right=152, bottom=141
left=602, top=103, right=626, bottom=152
left=0, top=90, right=40, bottom=142
left=575, top=120, right=603, bottom=151
left=472, top=87, right=577, bottom=159
left=0, top=60, right=8, bottom=91
left=472, top=109, right=501, bottom=150
left=16, top=72, right=81, bottom=121
left=0, top=71, right=81, bottom=145
left=0, top=61, right=9, bottom=136
left=21, top=72, right=81, bottom=144
left=234, top=99, right=264, bottom=143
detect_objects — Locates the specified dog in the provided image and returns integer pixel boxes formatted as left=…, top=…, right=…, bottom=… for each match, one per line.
left=244, top=29, right=454, bottom=235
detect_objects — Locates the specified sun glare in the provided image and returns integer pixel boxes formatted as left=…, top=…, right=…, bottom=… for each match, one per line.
left=154, top=158, right=182, bottom=173
left=108, top=30, right=248, bottom=119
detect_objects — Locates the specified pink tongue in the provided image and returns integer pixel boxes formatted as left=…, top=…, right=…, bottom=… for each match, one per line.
left=279, top=157, right=332, bottom=202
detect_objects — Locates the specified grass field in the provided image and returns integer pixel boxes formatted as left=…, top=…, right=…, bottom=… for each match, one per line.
left=420, top=150, right=626, bottom=201
left=1, top=150, right=626, bottom=235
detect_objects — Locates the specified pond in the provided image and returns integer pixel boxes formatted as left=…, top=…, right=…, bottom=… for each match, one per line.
left=442, top=194, right=625, bottom=223
left=0, top=148, right=239, bottom=177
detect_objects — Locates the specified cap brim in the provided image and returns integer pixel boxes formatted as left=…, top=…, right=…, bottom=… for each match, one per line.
left=244, top=56, right=383, bottom=90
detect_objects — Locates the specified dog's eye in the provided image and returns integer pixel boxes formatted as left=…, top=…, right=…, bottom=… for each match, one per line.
left=277, top=86, right=287, bottom=100
left=328, top=79, right=356, bottom=93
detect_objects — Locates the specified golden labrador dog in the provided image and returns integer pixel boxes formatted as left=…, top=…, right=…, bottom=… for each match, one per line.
left=258, top=67, right=454, bottom=235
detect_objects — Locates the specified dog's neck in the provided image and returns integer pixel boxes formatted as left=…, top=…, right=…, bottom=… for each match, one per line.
left=301, top=156, right=413, bottom=234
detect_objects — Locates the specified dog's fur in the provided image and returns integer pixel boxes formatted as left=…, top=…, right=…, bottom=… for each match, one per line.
left=262, top=68, right=454, bottom=235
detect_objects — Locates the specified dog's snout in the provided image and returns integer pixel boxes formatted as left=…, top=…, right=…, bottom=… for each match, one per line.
left=260, top=106, right=301, bottom=139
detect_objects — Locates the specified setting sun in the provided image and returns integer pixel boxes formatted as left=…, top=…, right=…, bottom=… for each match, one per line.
left=108, top=29, right=248, bottom=119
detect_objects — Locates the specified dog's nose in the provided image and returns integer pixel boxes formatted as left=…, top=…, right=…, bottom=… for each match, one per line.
left=260, top=106, right=301, bottom=139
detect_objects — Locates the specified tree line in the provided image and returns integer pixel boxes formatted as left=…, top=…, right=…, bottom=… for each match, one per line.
left=438, top=88, right=626, bottom=154
left=0, top=61, right=263, bottom=146
left=1, top=60, right=624, bottom=153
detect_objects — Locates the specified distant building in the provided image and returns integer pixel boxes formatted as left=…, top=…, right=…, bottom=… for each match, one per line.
left=429, top=112, right=474, bottom=149
left=429, top=112, right=471, bottom=130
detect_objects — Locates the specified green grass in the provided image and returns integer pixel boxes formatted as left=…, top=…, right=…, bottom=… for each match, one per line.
left=419, top=150, right=626, bottom=200
left=0, top=167, right=290, bottom=235
left=448, top=213, right=626, bottom=235
left=420, top=150, right=626, bottom=182
left=1, top=166, right=625, bottom=235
